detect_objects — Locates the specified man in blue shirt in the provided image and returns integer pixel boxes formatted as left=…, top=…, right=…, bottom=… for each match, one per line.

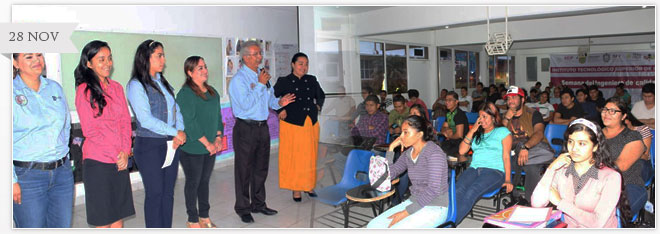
left=228, top=40, right=295, bottom=223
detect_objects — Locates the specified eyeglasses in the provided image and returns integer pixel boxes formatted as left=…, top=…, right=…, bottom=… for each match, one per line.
left=601, top=107, right=622, bottom=115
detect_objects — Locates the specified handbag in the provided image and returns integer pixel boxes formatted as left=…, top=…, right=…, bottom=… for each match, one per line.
left=368, top=155, right=392, bottom=192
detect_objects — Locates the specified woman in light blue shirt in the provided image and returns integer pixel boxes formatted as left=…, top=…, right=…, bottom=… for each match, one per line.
left=454, top=102, right=513, bottom=225
left=126, top=40, right=185, bottom=228
left=12, top=53, right=74, bottom=228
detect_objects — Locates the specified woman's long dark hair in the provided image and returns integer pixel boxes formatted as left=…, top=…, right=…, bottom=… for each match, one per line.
left=130, top=39, right=174, bottom=97
left=403, top=115, right=434, bottom=142
left=183, top=56, right=215, bottom=100
left=290, top=52, right=308, bottom=73
left=410, top=104, right=428, bottom=120
left=625, top=112, right=645, bottom=127
left=74, top=40, right=111, bottom=117
left=562, top=119, right=632, bottom=227
left=474, top=102, right=502, bottom=145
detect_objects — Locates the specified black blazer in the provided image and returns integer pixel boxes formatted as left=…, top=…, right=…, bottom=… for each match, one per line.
left=273, top=74, right=325, bottom=126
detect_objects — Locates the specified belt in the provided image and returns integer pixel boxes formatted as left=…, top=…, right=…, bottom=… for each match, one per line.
left=237, top=118, right=268, bottom=126
left=13, top=154, right=68, bottom=170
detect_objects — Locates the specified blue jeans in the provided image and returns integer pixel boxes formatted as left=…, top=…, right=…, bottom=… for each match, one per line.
left=625, top=184, right=648, bottom=215
left=367, top=199, right=447, bottom=228
left=455, top=167, right=504, bottom=224
left=134, top=137, right=180, bottom=228
left=13, top=158, right=74, bottom=228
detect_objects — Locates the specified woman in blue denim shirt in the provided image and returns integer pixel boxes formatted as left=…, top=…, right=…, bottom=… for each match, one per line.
left=12, top=53, right=74, bottom=228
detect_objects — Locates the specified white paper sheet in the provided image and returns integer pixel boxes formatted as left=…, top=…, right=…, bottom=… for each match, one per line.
left=162, top=140, right=175, bottom=168
left=507, top=206, right=550, bottom=223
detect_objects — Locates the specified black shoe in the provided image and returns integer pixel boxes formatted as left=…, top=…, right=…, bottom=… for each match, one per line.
left=251, top=207, right=278, bottom=216
left=305, top=191, right=318, bottom=197
left=293, top=192, right=302, bottom=202
left=239, top=214, right=254, bottom=223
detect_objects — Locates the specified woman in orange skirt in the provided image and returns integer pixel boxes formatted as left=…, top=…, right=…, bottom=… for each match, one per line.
left=274, top=53, right=325, bottom=202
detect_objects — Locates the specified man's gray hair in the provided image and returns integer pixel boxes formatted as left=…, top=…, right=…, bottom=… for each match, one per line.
left=240, top=40, right=262, bottom=58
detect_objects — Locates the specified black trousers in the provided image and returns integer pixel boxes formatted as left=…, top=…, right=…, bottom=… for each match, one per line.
left=233, top=119, right=271, bottom=215
left=509, top=155, right=543, bottom=201
left=178, top=149, right=215, bottom=222
left=440, top=138, right=462, bottom=156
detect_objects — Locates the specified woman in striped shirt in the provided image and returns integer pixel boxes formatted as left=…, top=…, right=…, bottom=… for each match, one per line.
left=367, top=115, right=449, bottom=228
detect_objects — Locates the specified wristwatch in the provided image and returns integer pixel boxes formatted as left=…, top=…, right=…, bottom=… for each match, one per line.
left=522, top=145, right=530, bottom=151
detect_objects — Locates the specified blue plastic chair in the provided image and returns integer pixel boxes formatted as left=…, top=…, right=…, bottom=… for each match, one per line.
left=437, top=169, right=457, bottom=228
left=616, top=208, right=640, bottom=228
left=435, top=117, right=446, bottom=142
left=544, top=124, right=568, bottom=157
left=466, top=112, right=479, bottom=124
left=469, top=187, right=503, bottom=218
left=313, top=149, right=372, bottom=227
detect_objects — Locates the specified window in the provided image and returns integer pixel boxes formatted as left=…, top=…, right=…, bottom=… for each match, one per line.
left=454, top=50, right=468, bottom=89
left=454, top=50, right=480, bottom=89
left=359, top=41, right=385, bottom=92
left=468, top=51, right=480, bottom=88
left=409, top=45, right=428, bottom=59
left=385, top=43, right=407, bottom=93
left=489, top=55, right=516, bottom=86
left=359, top=41, right=408, bottom=94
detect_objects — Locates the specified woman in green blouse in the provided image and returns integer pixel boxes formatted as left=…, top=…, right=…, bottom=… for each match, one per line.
left=175, top=56, right=223, bottom=228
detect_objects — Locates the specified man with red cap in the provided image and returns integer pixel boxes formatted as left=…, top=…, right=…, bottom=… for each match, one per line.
left=501, top=86, right=555, bottom=205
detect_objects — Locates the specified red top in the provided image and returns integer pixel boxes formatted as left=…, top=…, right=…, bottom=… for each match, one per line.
left=75, top=80, right=132, bottom=164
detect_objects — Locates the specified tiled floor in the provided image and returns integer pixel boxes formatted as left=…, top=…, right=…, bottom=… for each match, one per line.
left=68, top=147, right=542, bottom=229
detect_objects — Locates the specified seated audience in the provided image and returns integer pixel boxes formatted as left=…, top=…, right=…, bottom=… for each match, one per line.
left=487, top=85, right=500, bottom=104
left=550, top=87, right=562, bottom=105
left=406, top=89, right=429, bottom=120
left=458, top=87, right=472, bottom=113
left=471, top=82, right=488, bottom=112
left=440, top=91, right=469, bottom=156
left=528, top=89, right=539, bottom=104
left=531, top=118, right=630, bottom=228
left=379, top=90, right=393, bottom=113
left=502, top=86, right=555, bottom=203
left=601, top=97, right=647, bottom=216
left=534, top=91, right=555, bottom=124
left=588, top=85, right=606, bottom=110
left=351, top=94, right=388, bottom=146
left=389, top=95, right=409, bottom=139
left=576, top=89, right=599, bottom=121
left=367, top=115, right=448, bottom=228
left=624, top=113, right=654, bottom=184
left=553, top=88, right=584, bottom=125
left=353, top=86, right=374, bottom=121
left=630, top=83, right=655, bottom=128
left=494, top=89, right=508, bottom=115
left=612, top=83, right=632, bottom=108
left=432, top=89, right=448, bottom=119
left=455, top=102, right=513, bottom=224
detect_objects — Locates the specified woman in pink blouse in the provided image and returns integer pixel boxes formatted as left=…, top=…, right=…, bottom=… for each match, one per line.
left=531, top=118, right=632, bottom=228
left=74, top=40, right=135, bottom=228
